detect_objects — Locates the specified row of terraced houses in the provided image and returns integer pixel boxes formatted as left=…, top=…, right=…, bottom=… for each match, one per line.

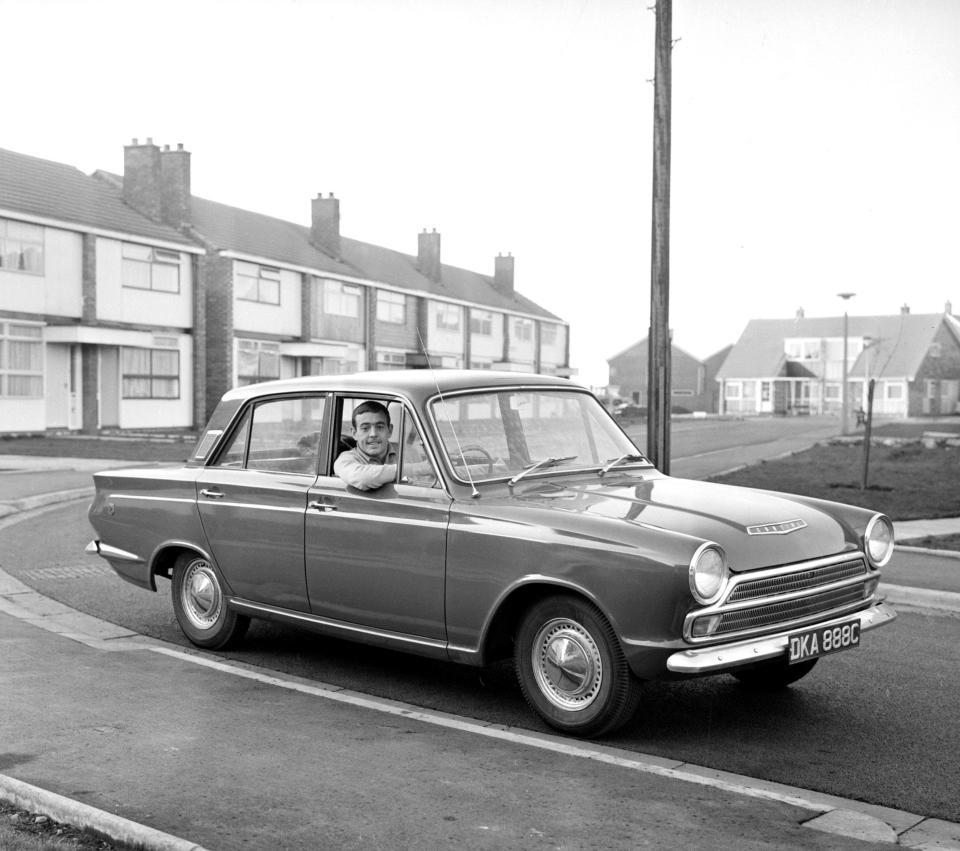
left=0, top=139, right=570, bottom=435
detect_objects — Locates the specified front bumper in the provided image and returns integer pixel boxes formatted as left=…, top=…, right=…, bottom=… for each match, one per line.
left=665, top=601, right=896, bottom=674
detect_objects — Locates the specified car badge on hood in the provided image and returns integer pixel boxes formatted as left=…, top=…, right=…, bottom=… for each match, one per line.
left=746, top=519, right=807, bottom=536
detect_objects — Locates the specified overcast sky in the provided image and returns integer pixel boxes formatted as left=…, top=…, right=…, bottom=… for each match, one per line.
left=3, top=0, right=958, bottom=387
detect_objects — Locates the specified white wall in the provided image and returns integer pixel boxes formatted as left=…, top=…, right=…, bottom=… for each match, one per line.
left=470, top=310, right=504, bottom=360
left=233, top=266, right=301, bottom=337
left=0, top=226, right=82, bottom=318
left=428, top=301, right=465, bottom=357
left=95, top=238, right=193, bottom=328
left=539, top=322, right=567, bottom=367
left=0, top=399, right=46, bottom=432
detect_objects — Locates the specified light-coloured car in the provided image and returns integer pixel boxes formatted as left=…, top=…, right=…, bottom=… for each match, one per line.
left=87, top=370, right=896, bottom=736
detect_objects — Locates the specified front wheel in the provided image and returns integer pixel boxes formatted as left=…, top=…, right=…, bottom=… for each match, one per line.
left=514, top=595, right=641, bottom=737
left=731, top=657, right=818, bottom=690
left=171, top=553, right=249, bottom=649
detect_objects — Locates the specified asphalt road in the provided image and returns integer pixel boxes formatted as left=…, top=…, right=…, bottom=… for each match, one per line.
left=6, top=499, right=959, bottom=825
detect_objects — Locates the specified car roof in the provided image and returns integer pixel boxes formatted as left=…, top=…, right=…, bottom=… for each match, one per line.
left=220, top=369, right=584, bottom=407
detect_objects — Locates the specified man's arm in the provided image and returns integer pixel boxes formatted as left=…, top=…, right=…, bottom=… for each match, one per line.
left=334, top=451, right=397, bottom=491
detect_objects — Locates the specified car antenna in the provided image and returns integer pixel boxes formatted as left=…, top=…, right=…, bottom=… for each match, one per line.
left=416, top=329, right=480, bottom=498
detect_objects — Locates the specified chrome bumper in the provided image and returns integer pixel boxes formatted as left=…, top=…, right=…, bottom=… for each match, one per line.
left=85, top=539, right=143, bottom=563
left=665, top=602, right=896, bottom=674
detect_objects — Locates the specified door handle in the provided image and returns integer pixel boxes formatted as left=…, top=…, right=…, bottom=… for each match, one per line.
left=200, top=488, right=225, bottom=499
left=308, top=500, right=337, bottom=512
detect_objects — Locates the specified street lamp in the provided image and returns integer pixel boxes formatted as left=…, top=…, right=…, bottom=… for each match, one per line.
left=838, top=292, right=856, bottom=435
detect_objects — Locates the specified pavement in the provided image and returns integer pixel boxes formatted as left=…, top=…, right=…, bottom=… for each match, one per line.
left=1, top=455, right=960, bottom=850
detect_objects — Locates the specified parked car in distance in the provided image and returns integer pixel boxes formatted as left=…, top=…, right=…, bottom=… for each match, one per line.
left=87, top=370, right=896, bottom=737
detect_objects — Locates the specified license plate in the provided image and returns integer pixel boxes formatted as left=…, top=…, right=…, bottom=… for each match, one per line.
left=788, top=619, right=860, bottom=664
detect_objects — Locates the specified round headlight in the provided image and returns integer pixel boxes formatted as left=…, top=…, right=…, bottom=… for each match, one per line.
left=689, top=544, right=728, bottom=604
left=865, top=514, right=895, bottom=568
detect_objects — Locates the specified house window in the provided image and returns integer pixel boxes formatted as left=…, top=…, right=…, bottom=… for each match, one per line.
left=725, top=381, right=741, bottom=399
left=470, top=310, right=494, bottom=336
left=376, top=291, right=406, bottom=324
left=435, top=303, right=461, bottom=331
left=323, top=281, right=361, bottom=317
left=885, top=383, right=904, bottom=400
left=0, top=219, right=44, bottom=275
left=236, top=262, right=280, bottom=304
left=825, top=384, right=841, bottom=400
left=237, top=339, right=280, bottom=386
left=0, top=322, right=43, bottom=397
left=376, top=350, right=408, bottom=370
left=470, top=360, right=493, bottom=370
left=540, top=323, right=558, bottom=346
left=784, top=339, right=820, bottom=360
left=512, top=317, right=534, bottom=342
left=122, top=243, right=181, bottom=292
left=122, top=346, right=180, bottom=398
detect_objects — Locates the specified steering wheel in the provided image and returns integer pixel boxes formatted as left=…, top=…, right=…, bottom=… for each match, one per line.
left=457, top=445, right=495, bottom=477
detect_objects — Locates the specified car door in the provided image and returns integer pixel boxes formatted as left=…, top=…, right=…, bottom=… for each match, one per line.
left=195, top=393, right=326, bottom=612
left=304, top=398, right=450, bottom=642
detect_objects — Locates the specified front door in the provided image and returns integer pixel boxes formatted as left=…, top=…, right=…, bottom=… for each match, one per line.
left=304, top=400, right=448, bottom=642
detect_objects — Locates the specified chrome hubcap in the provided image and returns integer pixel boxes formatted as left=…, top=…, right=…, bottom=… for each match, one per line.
left=532, top=618, right=603, bottom=711
left=182, top=560, right=221, bottom=629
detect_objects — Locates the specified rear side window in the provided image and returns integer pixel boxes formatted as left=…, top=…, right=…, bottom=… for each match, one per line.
left=213, top=395, right=326, bottom=475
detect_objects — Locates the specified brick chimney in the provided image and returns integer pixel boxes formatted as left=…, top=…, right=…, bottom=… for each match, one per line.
left=796, top=307, right=805, bottom=319
left=901, top=303, right=911, bottom=314
left=311, top=193, right=340, bottom=259
left=418, top=229, right=441, bottom=282
left=123, top=137, right=162, bottom=221
left=160, top=143, right=191, bottom=228
left=493, top=252, right=515, bottom=295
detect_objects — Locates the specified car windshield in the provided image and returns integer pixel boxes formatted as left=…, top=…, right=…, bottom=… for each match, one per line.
left=429, top=388, right=649, bottom=483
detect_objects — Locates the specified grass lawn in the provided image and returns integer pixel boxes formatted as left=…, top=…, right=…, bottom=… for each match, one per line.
left=708, top=441, right=960, bottom=522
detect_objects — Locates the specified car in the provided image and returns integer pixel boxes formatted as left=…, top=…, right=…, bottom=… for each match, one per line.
left=87, top=370, right=897, bottom=737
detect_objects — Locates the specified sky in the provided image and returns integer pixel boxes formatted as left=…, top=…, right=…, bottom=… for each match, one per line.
left=2, top=0, right=958, bottom=388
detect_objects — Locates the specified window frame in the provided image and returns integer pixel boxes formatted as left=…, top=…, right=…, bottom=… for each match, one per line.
left=122, top=243, right=182, bottom=293
left=376, top=290, right=406, bottom=324
left=0, top=219, right=45, bottom=276
left=236, top=262, right=281, bottom=305
left=0, top=321, right=44, bottom=398
left=121, top=345, right=181, bottom=399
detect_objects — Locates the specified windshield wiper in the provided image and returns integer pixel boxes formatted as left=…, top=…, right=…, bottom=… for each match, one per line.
left=599, top=453, right=647, bottom=477
left=508, top=455, right=578, bottom=488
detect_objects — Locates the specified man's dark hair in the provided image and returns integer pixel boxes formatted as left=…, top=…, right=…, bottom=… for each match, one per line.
left=351, top=400, right=391, bottom=428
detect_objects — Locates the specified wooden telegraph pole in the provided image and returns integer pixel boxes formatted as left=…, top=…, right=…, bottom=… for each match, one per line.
left=647, top=0, right=672, bottom=472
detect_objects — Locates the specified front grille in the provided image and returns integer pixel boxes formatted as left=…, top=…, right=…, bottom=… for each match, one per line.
left=714, top=585, right=866, bottom=635
left=727, top=558, right=867, bottom=603
left=685, top=553, right=877, bottom=642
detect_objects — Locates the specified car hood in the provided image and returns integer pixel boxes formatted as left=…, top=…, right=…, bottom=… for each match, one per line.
left=514, top=474, right=860, bottom=572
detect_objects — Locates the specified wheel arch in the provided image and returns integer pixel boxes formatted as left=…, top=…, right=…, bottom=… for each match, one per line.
left=479, top=579, right=618, bottom=666
left=148, top=542, right=215, bottom=591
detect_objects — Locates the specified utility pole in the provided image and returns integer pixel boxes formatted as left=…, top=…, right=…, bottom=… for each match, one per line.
left=647, top=0, right=672, bottom=472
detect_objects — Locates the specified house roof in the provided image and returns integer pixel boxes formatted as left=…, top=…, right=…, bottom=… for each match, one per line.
left=189, top=198, right=561, bottom=320
left=0, top=147, right=193, bottom=245
left=717, top=313, right=953, bottom=381
left=7, top=146, right=561, bottom=322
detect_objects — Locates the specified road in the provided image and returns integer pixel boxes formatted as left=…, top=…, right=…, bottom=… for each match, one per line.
left=5, top=498, right=958, bottom=826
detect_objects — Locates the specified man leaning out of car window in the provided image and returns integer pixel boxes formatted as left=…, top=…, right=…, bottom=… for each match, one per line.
left=334, top=401, right=398, bottom=490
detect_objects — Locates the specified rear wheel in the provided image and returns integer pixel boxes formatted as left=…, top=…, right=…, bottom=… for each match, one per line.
left=731, top=657, right=818, bottom=690
left=171, top=553, right=249, bottom=649
left=514, top=595, right=641, bottom=737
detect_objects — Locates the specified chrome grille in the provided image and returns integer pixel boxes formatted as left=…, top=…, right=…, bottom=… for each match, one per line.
left=714, top=585, right=866, bottom=635
left=728, top=558, right=867, bottom=603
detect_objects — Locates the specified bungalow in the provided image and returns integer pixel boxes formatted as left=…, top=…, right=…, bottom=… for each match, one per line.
left=607, top=338, right=731, bottom=413
left=716, top=306, right=960, bottom=418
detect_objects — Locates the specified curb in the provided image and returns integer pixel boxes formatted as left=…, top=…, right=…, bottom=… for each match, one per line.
left=0, top=486, right=94, bottom=519
left=881, top=583, right=960, bottom=613
left=0, top=774, right=209, bottom=851
left=896, top=544, right=960, bottom=560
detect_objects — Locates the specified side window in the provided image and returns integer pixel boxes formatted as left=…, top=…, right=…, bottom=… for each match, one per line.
left=399, top=415, right=440, bottom=488
left=213, top=395, right=326, bottom=474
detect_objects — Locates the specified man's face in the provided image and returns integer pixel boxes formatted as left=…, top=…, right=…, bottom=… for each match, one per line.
left=353, top=411, right=391, bottom=459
